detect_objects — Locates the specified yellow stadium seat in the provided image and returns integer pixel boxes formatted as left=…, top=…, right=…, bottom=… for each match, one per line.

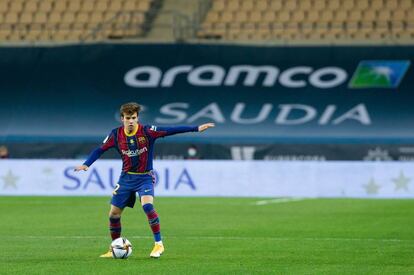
left=278, top=11, right=290, bottom=23
left=26, top=29, right=43, bottom=41
left=305, top=10, right=319, bottom=23
left=123, top=0, right=136, bottom=11
left=234, top=11, right=247, bottom=23
left=39, top=1, right=52, bottom=12
left=342, top=0, right=354, bottom=10
left=371, top=0, right=384, bottom=10
left=313, top=0, right=325, bottom=11
left=406, top=10, right=414, bottom=22
left=0, top=29, right=11, bottom=40
left=90, top=13, right=104, bottom=24
left=212, top=0, right=225, bottom=11
left=378, top=10, right=391, bottom=21
left=291, top=11, right=305, bottom=23
left=249, top=11, right=262, bottom=24
left=345, top=22, right=359, bottom=34
left=349, top=10, right=362, bottom=22
left=67, top=0, right=81, bottom=12
left=284, top=1, right=297, bottom=11
left=82, top=1, right=95, bottom=12
left=103, top=11, right=117, bottom=21
left=228, top=21, right=242, bottom=30
left=49, top=12, right=61, bottom=24
left=20, top=13, right=33, bottom=24
left=227, top=0, right=239, bottom=12
left=10, top=1, right=23, bottom=12
left=221, top=11, right=233, bottom=23
left=354, top=0, right=369, bottom=10
left=96, top=1, right=109, bottom=12
left=263, top=11, right=276, bottom=23
left=205, top=11, right=219, bottom=23
left=327, top=0, right=340, bottom=10
left=33, top=12, right=47, bottom=24
left=0, top=1, right=8, bottom=13
left=390, top=21, right=404, bottom=34
left=334, top=10, right=348, bottom=22
left=256, top=0, right=268, bottom=11
left=360, top=22, right=374, bottom=34
left=4, top=12, right=19, bottom=24
left=24, top=0, right=38, bottom=12
left=8, top=32, right=22, bottom=41
left=362, top=10, right=376, bottom=22
left=392, top=10, right=405, bottom=21
left=320, top=10, right=333, bottom=23
left=400, top=0, right=412, bottom=9
left=76, top=12, right=90, bottom=24
left=298, top=0, right=311, bottom=11
left=53, top=1, right=66, bottom=12
left=137, top=1, right=151, bottom=11
left=240, top=0, right=254, bottom=11
left=375, top=21, right=389, bottom=34
left=385, top=0, right=398, bottom=10
left=62, top=12, right=76, bottom=24
left=108, top=1, right=123, bottom=12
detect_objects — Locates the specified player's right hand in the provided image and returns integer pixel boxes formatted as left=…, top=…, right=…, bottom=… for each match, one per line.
left=74, top=165, right=89, bottom=172
left=198, top=123, right=215, bottom=132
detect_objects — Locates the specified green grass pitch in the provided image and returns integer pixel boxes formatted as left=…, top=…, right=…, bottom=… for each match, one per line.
left=1, top=197, right=414, bottom=274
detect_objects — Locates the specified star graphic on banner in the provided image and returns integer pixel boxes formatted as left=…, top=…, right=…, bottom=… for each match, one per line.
left=42, top=167, right=54, bottom=175
left=1, top=170, right=19, bottom=189
left=363, top=178, right=380, bottom=195
left=392, top=171, right=410, bottom=192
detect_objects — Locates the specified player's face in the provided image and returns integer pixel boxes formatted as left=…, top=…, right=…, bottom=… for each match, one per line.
left=121, top=112, right=138, bottom=131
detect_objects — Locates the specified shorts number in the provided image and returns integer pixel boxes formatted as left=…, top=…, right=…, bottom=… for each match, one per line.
left=113, top=184, right=120, bottom=195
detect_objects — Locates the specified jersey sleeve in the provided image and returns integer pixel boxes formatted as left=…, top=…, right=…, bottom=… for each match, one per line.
left=145, top=125, right=198, bottom=139
left=83, top=131, right=116, bottom=167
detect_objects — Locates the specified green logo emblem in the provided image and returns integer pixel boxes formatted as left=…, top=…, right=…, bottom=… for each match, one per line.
left=349, top=61, right=410, bottom=88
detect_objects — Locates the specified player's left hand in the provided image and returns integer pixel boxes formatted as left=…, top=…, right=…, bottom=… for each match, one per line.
left=74, top=165, right=89, bottom=172
left=198, top=123, right=215, bottom=132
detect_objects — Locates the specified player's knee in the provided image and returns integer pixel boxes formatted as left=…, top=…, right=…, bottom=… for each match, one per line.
left=109, top=212, right=121, bottom=219
left=109, top=209, right=122, bottom=218
left=142, top=203, right=154, bottom=213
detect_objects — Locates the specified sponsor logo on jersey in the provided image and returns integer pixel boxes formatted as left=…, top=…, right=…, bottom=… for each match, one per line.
left=121, top=147, right=148, bottom=157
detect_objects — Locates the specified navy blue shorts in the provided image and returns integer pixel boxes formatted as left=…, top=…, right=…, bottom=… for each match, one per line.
left=111, top=172, right=154, bottom=209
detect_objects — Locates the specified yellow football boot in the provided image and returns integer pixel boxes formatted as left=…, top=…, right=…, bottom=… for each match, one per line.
left=99, top=249, right=113, bottom=258
left=150, top=243, right=164, bottom=258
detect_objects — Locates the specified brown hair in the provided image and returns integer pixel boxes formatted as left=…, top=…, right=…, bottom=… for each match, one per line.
left=120, top=102, right=141, bottom=117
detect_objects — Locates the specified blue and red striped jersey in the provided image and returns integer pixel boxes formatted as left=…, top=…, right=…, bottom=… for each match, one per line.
left=83, top=124, right=198, bottom=173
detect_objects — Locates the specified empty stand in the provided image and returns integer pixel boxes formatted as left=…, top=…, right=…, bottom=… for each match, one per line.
left=198, top=0, right=414, bottom=42
left=0, top=0, right=158, bottom=42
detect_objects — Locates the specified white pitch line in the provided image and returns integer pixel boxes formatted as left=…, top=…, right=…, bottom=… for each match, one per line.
left=254, top=197, right=305, bottom=205
left=10, top=235, right=414, bottom=243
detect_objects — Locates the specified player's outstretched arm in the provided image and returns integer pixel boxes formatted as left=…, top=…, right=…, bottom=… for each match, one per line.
left=74, top=164, right=89, bottom=172
left=198, top=123, right=215, bottom=132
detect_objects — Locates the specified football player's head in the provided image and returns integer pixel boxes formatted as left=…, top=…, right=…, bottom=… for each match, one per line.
left=120, top=102, right=141, bottom=130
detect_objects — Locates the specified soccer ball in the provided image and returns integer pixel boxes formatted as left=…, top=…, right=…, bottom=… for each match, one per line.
left=111, top=237, right=133, bottom=259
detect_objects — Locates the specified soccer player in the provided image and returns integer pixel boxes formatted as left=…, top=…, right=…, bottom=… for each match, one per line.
left=74, top=102, right=214, bottom=258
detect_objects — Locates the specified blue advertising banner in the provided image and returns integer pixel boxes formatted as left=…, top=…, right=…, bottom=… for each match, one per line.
left=0, top=44, right=413, bottom=143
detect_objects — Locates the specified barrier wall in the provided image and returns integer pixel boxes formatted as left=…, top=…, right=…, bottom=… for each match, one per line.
left=1, top=160, right=413, bottom=198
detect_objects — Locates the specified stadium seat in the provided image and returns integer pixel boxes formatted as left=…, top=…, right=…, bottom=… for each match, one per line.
left=0, top=0, right=157, bottom=42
